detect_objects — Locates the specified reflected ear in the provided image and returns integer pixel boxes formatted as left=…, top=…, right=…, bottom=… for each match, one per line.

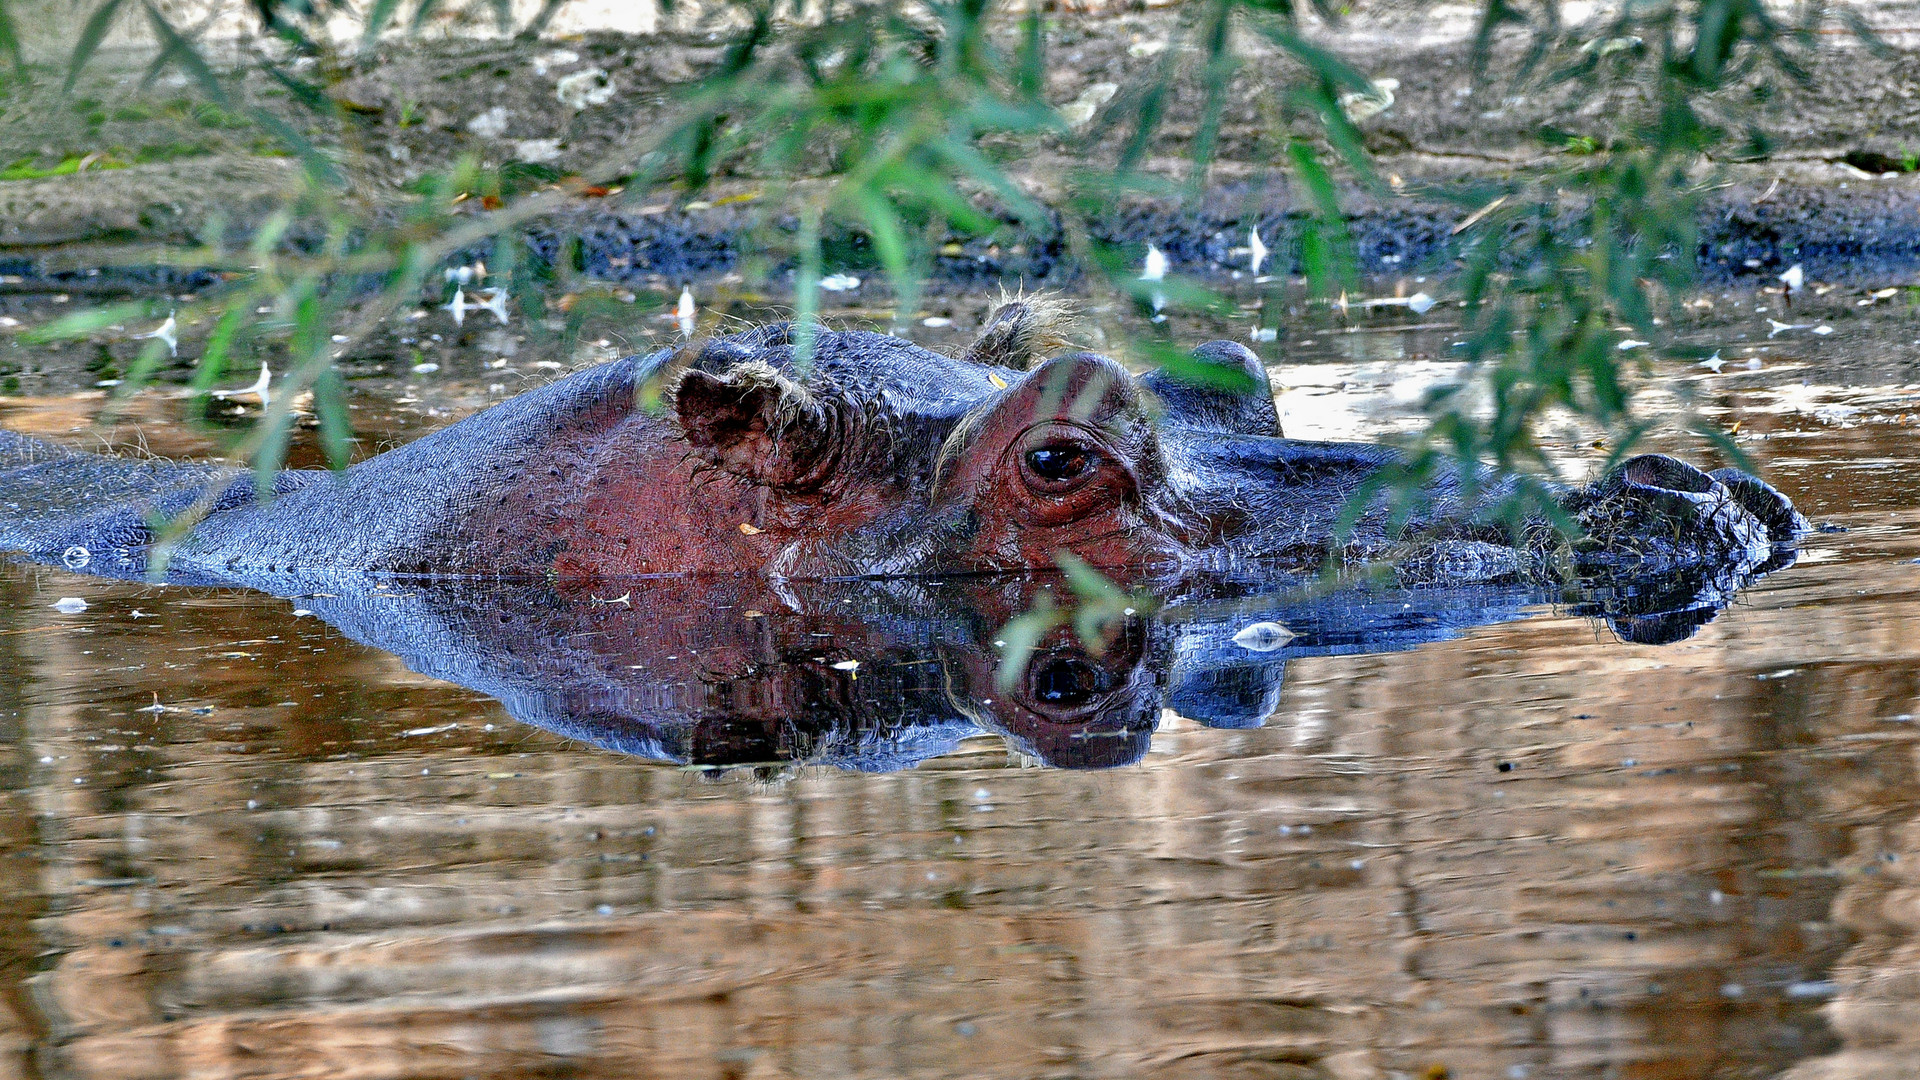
left=673, top=361, right=837, bottom=489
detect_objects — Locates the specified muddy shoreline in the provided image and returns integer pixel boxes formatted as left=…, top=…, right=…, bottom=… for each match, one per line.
left=3, top=5, right=1920, bottom=297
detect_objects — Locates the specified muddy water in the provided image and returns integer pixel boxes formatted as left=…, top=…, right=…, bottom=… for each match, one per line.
left=5, top=292, right=1920, bottom=1079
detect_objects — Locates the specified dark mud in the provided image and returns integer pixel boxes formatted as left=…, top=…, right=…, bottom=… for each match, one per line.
left=5, top=172, right=1918, bottom=301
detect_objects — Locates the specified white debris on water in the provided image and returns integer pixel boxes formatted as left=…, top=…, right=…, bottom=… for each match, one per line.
left=1779, top=263, right=1804, bottom=294
left=1232, top=621, right=1296, bottom=651
left=819, top=273, right=862, bottom=292
left=1248, top=229, right=1269, bottom=276
left=52, top=597, right=88, bottom=614
left=1406, top=292, right=1435, bottom=315
left=921, top=316, right=952, bottom=328
left=673, top=285, right=695, bottom=337
left=474, top=288, right=510, bottom=325
left=210, top=362, right=272, bottom=410
left=446, top=287, right=508, bottom=326
left=134, top=313, right=177, bottom=356
left=1617, top=339, right=1650, bottom=350
left=1140, top=244, right=1168, bottom=282
left=1141, top=244, right=1168, bottom=318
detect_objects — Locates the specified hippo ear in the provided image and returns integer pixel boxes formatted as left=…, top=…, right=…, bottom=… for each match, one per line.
left=672, top=361, right=837, bottom=489
left=1141, top=341, right=1280, bottom=437
left=961, top=293, right=1077, bottom=371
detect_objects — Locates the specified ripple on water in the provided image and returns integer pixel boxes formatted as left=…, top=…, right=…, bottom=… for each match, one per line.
left=5, top=290, right=1920, bottom=1077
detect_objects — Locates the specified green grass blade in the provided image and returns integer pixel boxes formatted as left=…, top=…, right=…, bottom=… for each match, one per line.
left=23, top=300, right=150, bottom=342
left=993, top=592, right=1062, bottom=693
left=791, top=207, right=823, bottom=371
left=249, top=105, right=343, bottom=185
left=1134, top=341, right=1258, bottom=394
left=409, top=0, right=446, bottom=33
left=852, top=187, right=920, bottom=324
left=64, top=0, right=127, bottom=92
left=0, top=0, right=27, bottom=80
left=361, top=0, right=404, bottom=45
left=258, top=59, right=331, bottom=111
left=190, top=303, right=248, bottom=395
left=140, top=1, right=230, bottom=105
left=929, top=136, right=1047, bottom=227
left=312, top=367, right=354, bottom=471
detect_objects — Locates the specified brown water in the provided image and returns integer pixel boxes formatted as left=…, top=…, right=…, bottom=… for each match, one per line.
left=5, top=287, right=1920, bottom=1079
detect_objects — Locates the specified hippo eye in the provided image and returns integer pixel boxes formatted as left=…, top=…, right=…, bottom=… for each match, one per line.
left=1022, top=444, right=1096, bottom=487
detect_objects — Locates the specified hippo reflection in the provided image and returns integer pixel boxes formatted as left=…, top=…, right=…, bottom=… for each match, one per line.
left=0, top=299, right=1804, bottom=583
left=190, top=567, right=1766, bottom=772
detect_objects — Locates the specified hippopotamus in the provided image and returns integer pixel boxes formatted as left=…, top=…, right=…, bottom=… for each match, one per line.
left=0, top=298, right=1807, bottom=584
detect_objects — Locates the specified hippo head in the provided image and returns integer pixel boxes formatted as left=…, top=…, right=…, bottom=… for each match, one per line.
left=657, top=303, right=1803, bottom=582
left=662, top=308, right=1292, bottom=577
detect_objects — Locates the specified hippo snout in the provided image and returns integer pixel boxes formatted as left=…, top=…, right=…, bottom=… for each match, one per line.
left=1571, top=453, right=1805, bottom=572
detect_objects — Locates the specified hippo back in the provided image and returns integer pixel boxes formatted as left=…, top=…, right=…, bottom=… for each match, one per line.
left=170, top=348, right=674, bottom=576
left=0, top=429, right=266, bottom=568
left=0, top=348, right=675, bottom=576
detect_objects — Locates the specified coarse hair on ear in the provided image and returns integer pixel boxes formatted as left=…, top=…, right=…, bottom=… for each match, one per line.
left=961, top=290, right=1080, bottom=372
left=671, top=360, right=840, bottom=490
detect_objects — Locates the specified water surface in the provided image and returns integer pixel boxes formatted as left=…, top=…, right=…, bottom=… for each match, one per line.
left=4, top=288, right=1920, bottom=1079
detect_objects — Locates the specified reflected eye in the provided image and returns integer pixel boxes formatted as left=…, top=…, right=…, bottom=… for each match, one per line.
left=1023, top=444, right=1095, bottom=486
left=1030, top=657, right=1104, bottom=706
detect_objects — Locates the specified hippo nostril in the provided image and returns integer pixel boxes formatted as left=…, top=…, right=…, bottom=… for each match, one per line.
left=1030, top=656, right=1103, bottom=706
left=1710, top=467, right=1813, bottom=540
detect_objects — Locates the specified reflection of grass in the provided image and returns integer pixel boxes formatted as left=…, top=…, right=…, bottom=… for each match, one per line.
left=0, top=154, right=127, bottom=181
